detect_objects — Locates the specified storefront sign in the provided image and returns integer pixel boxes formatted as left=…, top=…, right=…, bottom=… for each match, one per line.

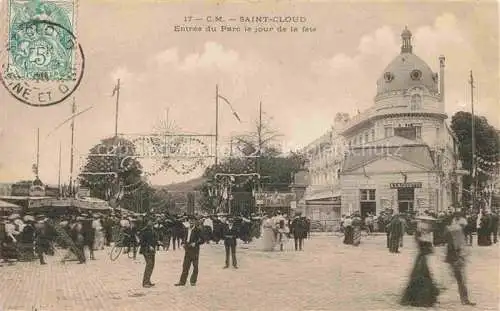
left=390, top=182, right=422, bottom=189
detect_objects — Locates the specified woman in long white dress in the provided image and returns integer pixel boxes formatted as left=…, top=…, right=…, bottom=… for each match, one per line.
left=260, top=217, right=276, bottom=251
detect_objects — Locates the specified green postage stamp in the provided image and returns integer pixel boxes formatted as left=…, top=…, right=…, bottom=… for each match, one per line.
left=0, top=0, right=84, bottom=107
left=7, top=0, right=76, bottom=80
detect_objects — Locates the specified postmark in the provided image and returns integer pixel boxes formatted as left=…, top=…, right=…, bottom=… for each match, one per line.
left=0, top=0, right=84, bottom=107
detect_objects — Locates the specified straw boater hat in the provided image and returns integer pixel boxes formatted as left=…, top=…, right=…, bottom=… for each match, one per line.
left=23, top=215, right=35, bottom=222
left=35, top=214, right=47, bottom=222
left=8, top=213, right=20, bottom=220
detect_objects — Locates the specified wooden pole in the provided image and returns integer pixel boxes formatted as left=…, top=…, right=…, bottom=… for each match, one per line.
left=114, top=79, right=120, bottom=138
left=113, top=79, right=121, bottom=203
left=215, top=84, right=219, bottom=167
left=69, top=97, right=76, bottom=196
left=257, top=101, right=262, bottom=176
left=58, top=142, right=62, bottom=196
left=470, top=71, right=476, bottom=211
left=36, top=128, right=40, bottom=178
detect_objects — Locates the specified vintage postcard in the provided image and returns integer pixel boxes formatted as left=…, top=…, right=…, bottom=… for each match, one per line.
left=0, top=0, right=498, bottom=310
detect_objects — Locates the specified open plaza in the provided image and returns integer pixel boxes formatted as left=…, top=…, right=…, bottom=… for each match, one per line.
left=0, top=2, right=499, bottom=311
left=0, top=234, right=498, bottom=311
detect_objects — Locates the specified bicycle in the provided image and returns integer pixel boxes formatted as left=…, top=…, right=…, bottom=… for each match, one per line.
left=109, top=232, right=136, bottom=261
left=361, top=225, right=371, bottom=237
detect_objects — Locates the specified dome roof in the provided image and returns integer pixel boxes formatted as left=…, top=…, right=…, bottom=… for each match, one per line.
left=376, top=28, right=439, bottom=97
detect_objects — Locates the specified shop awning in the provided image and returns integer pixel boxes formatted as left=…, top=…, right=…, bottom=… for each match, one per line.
left=0, top=199, right=22, bottom=212
left=304, top=190, right=341, bottom=202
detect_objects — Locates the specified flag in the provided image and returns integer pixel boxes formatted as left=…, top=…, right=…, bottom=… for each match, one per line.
left=46, top=106, right=93, bottom=138
left=112, top=82, right=119, bottom=97
left=218, top=94, right=241, bottom=122
left=32, top=163, right=38, bottom=174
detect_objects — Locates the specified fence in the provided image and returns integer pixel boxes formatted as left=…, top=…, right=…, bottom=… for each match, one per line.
left=309, top=219, right=341, bottom=232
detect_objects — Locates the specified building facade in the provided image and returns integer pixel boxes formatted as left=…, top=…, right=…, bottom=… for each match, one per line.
left=301, top=27, right=466, bottom=221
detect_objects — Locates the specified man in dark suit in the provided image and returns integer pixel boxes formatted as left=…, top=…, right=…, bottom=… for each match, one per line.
left=172, top=216, right=186, bottom=251
left=445, top=221, right=476, bottom=306
left=291, top=212, right=307, bottom=251
left=222, top=217, right=238, bottom=269
left=175, top=216, right=204, bottom=286
left=490, top=210, right=499, bottom=244
left=139, top=218, right=157, bottom=288
left=125, top=219, right=139, bottom=259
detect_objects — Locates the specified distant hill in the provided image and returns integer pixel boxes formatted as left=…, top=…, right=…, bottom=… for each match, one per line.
left=152, top=177, right=206, bottom=192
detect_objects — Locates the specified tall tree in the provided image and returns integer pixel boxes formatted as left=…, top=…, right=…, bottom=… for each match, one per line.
left=78, top=137, right=144, bottom=202
left=232, top=112, right=282, bottom=158
left=199, top=108, right=306, bottom=215
left=451, top=111, right=500, bottom=207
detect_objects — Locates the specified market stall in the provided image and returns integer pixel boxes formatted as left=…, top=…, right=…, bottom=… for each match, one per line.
left=0, top=199, right=22, bottom=215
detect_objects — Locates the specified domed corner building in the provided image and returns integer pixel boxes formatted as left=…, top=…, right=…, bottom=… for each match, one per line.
left=300, top=27, right=467, bottom=225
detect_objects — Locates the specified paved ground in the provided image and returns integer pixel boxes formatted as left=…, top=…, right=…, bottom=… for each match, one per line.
left=0, top=234, right=498, bottom=311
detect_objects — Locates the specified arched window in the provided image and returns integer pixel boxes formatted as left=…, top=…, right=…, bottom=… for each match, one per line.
left=410, top=94, right=422, bottom=110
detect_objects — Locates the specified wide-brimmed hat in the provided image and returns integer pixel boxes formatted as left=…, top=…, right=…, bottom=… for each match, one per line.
left=23, top=215, right=35, bottom=222
left=8, top=213, right=20, bottom=220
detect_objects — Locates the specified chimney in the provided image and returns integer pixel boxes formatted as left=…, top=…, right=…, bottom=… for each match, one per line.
left=439, top=55, right=445, bottom=102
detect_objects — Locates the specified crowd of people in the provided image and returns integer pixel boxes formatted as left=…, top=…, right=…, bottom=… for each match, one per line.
left=339, top=207, right=499, bottom=250
left=1, top=205, right=497, bottom=307
left=0, top=211, right=264, bottom=263
left=383, top=207, right=498, bottom=308
left=259, top=211, right=310, bottom=251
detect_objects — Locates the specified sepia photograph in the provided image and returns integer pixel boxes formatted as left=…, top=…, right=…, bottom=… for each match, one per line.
left=0, top=0, right=498, bottom=310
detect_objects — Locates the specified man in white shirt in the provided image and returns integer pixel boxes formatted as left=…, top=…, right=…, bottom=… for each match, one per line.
left=451, top=212, right=468, bottom=228
left=4, top=221, right=18, bottom=243
left=120, top=217, right=130, bottom=228
left=92, top=214, right=104, bottom=250
left=175, top=216, right=204, bottom=286
left=202, top=217, right=213, bottom=243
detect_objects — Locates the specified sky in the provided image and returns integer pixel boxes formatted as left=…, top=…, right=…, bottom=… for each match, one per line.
left=0, top=0, right=498, bottom=185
